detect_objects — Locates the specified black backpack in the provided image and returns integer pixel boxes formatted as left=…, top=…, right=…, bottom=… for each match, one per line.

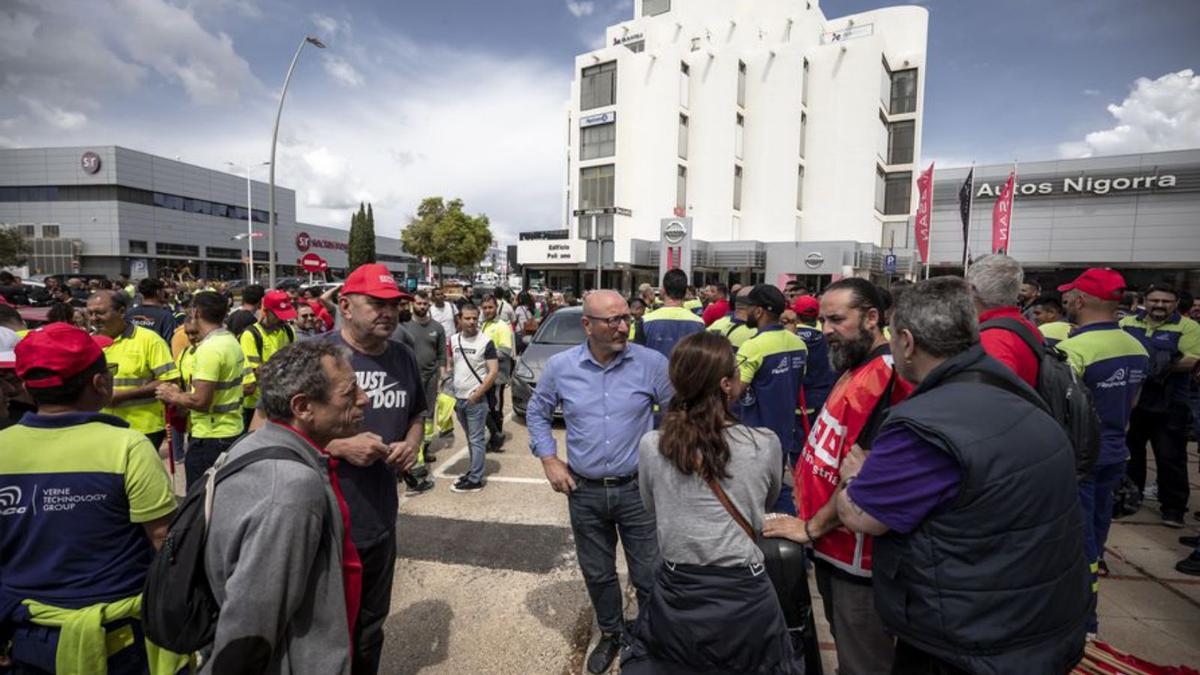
left=141, top=447, right=311, bottom=653
left=981, top=317, right=1102, bottom=479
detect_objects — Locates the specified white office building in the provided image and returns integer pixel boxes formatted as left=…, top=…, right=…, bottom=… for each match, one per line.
left=517, top=0, right=928, bottom=291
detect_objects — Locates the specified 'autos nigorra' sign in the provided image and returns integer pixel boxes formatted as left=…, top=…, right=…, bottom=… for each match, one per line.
left=976, top=174, right=1177, bottom=198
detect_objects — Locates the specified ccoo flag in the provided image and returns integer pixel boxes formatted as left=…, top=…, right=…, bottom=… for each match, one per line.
left=914, top=163, right=934, bottom=264
left=992, top=170, right=1016, bottom=254
left=958, top=168, right=974, bottom=265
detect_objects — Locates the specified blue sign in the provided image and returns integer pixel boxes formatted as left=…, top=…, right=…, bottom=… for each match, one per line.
left=884, top=253, right=897, bottom=275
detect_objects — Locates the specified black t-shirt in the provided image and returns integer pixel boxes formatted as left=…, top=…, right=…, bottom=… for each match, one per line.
left=126, top=305, right=176, bottom=344
left=326, top=332, right=428, bottom=547
left=225, top=308, right=258, bottom=338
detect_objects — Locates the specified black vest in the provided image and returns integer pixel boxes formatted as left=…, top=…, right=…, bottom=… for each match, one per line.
left=873, top=344, right=1090, bottom=674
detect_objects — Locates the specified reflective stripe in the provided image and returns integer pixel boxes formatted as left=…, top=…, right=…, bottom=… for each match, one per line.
left=209, top=401, right=243, bottom=414
left=242, top=367, right=255, bottom=375
left=110, top=396, right=158, bottom=408
left=212, top=379, right=242, bottom=390
left=247, top=356, right=263, bottom=364
left=151, top=362, right=175, bottom=376
left=112, top=378, right=149, bottom=387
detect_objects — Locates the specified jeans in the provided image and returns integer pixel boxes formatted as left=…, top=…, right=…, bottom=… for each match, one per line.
left=455, top=398, right=489, bottom=483
left=1126, top=405, right=1190, bottom=515
left=1077, top=460, right=1126, bottom=632
left=567, top=476, right=659, bottom=634
left=353, top=531, right=397, bottom=675
left=185, top=435, right=240, bottom=489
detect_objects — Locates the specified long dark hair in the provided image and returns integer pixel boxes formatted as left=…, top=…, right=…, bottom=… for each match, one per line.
left=659, top=331, right=737, bottom=482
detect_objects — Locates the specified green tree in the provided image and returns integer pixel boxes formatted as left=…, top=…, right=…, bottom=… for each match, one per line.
left=401, top=197, right=492, bottom=281
left=348, top=202, right=377, bottom=269
left=0, top=226, right=29, bottom=267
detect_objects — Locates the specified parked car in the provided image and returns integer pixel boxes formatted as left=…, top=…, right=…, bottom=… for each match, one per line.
left=510, top=306, right=586, bottom=418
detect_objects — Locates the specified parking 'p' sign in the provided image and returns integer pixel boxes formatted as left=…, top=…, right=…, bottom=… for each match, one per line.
left=81, top=151, right=102, bottom=174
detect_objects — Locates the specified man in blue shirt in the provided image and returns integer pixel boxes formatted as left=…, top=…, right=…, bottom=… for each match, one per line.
left=528, top=289, right=672, bottom=675
left=636, top=268, right=705, bottom=359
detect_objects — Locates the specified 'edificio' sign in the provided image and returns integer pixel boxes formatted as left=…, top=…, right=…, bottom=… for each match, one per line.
left=975, top=174, right=1177, bottom=198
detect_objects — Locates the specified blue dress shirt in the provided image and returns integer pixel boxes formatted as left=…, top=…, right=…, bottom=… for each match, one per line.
left=527, top=341, right=672, bottom=478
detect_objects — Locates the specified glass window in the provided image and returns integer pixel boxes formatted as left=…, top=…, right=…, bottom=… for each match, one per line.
left=581, top=122, right=616, bottom=160
left=251, top=209, right=269, bottom=223
left=643, top=0, right=670, bottom=16
left=156, top=242, right=200, bottom=257
left=875, top=170, right=912, bottom=215
left=206, top=246, right=241, bottom=260
left=232, top=206, right=248, bottom=221
left=577, top=213, right=614, bottom=240
left=624, top=40, right=644, bottom=53
left=678, top=114, right=689, bottom=159
left=890, top=68, right=918, bottom=114
left=579, top=164, right=615, bottom=209
left=796, top=166, right=805, bottom=211
left=737, top=61, right=747, bottom=108
left=580, top=61, right=617, bottom=111
left=799, top=112, right=807, bottom=158
left=252, top=251, right=269, bottom=262
left=887, top=120, right=915, bottom=164
left=16, top=224, right=35, bottom=238
left=676, top=165, right=687, bottom=211
left=211, top=203, right=229, bottom=218
left=129, top=240, right=148, bottom=254
left=153, top=192, right=166, bottom=207
left=0, top=187, right=17, bottom=201
left=41, top=224, right=59, bottom=239
left=802, top=58, right=810, bottom=107
left=735, top=113, right=745, bottom=159
left=679, top=62, right=690, bottom=108
left=534, top=310, right=587, bottom=345
left=733, top=165, right=743, bottom=211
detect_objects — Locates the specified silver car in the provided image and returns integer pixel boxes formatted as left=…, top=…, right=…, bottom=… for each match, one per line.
left=510, top=306, right=585, bottom=417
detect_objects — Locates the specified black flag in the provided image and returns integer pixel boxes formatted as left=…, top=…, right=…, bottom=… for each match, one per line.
left=958, top=167, right=974, bottom=267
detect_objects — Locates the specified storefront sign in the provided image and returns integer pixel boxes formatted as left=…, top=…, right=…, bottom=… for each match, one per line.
left=804, top=252, right=825, bottom=269
left=975, top=174, right=1177, bottom=198
left=821, top=23, right=873, bottom=44
left=580, top=111, right=616, bottom=128
left=80, top=152, right=102, bottom=174
left=517, top=239, right=585, bottom=265
left=295, top=231, right=349, bottom=252
left=613, top=32, right=644, bottom=46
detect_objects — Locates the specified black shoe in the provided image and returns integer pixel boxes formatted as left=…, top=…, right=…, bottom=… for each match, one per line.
left=409, top=464, right=429, bottom=480
left=586, top=633, right=621, bottom=674
left=404, top=478, right=435, bottom=496
left=450, top=477, right=485, bottom=493
left=1175, top=552, right=1200, bottom=576
left=1180, top=535, right=1200, bottom=547
left=1163, top=511, right=1186, bottom=529
left=486, top=436, right=506, bottom=453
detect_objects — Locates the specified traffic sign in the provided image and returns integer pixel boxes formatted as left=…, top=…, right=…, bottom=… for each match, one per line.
left=884, top=253, right=898, bottom=275
left=300, top=253, right=326, bottom=273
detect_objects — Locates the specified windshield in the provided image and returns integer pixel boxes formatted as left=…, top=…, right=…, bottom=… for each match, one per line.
left=535, top=311, right=586, bottom=345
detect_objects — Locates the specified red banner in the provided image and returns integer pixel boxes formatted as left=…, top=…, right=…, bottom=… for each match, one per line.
left=914, top=163, right=934, bottom=264
left=992, top=170, right=1016, bottom=254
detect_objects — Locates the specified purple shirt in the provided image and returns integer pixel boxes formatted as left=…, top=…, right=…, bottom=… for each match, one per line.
left=847, top=425, right=962, bottom=534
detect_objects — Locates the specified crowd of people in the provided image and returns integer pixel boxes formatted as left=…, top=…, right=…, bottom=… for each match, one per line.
left=1, top=254, right=1198, bottom=674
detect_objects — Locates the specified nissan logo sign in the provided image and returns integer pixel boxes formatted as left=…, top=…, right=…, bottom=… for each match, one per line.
left=804, top=252, right=825, bottom=269
left=663, top=221, right=687, bottom=245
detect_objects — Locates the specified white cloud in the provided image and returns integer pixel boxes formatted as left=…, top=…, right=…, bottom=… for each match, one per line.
left=1082, top=88, right=1101, bottom=96
left=566, top=0, right=595, bottom=18
left=323, top=55, right=364, bottom=87
left=310, top=12, right=342, bottom=39
left=1059, top=69, right=1200, bottom=158
left=19, top=95, right=87, bottom=130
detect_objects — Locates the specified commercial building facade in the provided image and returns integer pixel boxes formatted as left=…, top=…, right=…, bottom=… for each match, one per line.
left=0, top=146, right=422, bottom=281
left=928, top=149, right=1200, bottom=292
left=518, top=0, right=929, bottom=292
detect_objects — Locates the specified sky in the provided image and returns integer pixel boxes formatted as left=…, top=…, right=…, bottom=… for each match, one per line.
left=1, top=0, right=1197, bottom=244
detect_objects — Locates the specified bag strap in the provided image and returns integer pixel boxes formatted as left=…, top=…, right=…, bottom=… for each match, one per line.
left=706, top=478, right=756, bottom=541
left=203, top=446, right=311, bottom=527
left=724, top=322, right=739, bottom=338
left=980, top=317, right=1043, bottom=359
left=945, top=369, right=1048, bottom=414
left=457, top=335, right=485, bottom=386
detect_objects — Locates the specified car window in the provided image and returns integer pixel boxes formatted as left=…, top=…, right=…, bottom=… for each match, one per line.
left=535, top=311, right=586, bottom=345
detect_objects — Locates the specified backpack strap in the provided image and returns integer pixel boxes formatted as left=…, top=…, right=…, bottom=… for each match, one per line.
left=203, top=446, right=312, bottom=526
left=945, top=369, right=1048, bottom=415
left=248, top=322, right=264, bottom=360
left=980, top=317, right=1043, bottom=359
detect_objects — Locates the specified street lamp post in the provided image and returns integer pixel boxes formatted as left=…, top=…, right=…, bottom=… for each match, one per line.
left=227, top=160, right=270, bottom=282
left=267, top=34, right=326, bottom=289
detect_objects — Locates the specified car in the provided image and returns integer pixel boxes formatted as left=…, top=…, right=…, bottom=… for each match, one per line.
left=510, top=306, right=586, bottom=418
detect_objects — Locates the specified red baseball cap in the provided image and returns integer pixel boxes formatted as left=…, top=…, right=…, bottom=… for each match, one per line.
left=1058, top=268, right=1126, bottom=301
left=262, top=290, right=298, bottom=320
left=341, top=264, right=411, bottom=300
left=14, top=323, right=114, bottom=388
left=793, top=295, right=820, bottom=319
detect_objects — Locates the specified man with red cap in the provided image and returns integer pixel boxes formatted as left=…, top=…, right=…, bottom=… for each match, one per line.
left=1055, top=268, right=1149, bottom=636
left=793, top=294, right=835, bottom=435
left=240, top=288, right=297, bottom=429
left=324, top=263, right=425, bottom=674
left=0, top=323, right=179, bottom=674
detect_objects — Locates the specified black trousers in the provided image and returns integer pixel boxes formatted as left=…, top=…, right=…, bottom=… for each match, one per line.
left=353, top=531, right=397, bottom=675
left=486, top=385, right=505, bottom=448
left=184, top=435, right=241, bottom=489
left=892, top=640, right=970, bottom=675
left=1126, top=405, right=1190, bottom=515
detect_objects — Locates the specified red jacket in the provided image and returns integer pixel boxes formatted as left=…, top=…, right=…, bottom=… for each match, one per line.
left=978, top=306, right=1042, bottom=388
left=702, top=299, right=729, bottom=326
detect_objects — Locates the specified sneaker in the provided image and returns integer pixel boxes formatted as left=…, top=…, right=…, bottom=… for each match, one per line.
left=450, top=477, right=485, bottom=493
left=586, top=633, right=622, bottom=674
left=1144, top=484, right=1159, bottom=502
left=409, top=464, right=429, bottom=480
left=1180, top=534, right=1200, bottom=547
left=404, top=478, right=435, bottom=496
left=486, top=435, right=506, bottom=453
left=1162, top=511, right=1185, bottom=529
left=1175, top=552, right=1200, bottom=576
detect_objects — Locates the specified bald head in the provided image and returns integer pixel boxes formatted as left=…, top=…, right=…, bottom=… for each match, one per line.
left=583, top=289, right=626, bottom=316
left=582, top=290, right=630, bottom=361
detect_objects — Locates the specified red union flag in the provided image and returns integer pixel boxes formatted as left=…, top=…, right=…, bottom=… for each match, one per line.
left=914, top=163, right=934, bottom=264
left=992, top=170, right=1016, bottom=254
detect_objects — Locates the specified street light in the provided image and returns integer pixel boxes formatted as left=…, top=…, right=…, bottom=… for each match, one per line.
left=267, top=34, right=326, bottom=288
left=226, top=160, right=270, bottom=282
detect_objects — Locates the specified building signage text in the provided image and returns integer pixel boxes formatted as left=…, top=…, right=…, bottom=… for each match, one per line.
left=613, top=32, right=644, bottom=46
left=517, top=239, right=585, bottom=265
left=80, top=152, right=101, bottom=174
left=580, top=111, right=616, bottom=128
left=295, top=231, right=349, bottom=253
left=975, top=174, right=1177, bottom=198
left=821, top=23, right=874, bottom=45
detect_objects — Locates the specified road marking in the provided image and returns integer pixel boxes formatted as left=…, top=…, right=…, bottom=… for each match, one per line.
left=430, top=445, right=550, bottom=485
left=432, top=446, right=469, bottom=480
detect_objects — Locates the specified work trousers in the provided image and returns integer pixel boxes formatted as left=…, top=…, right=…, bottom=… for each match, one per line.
left=352, top=531, right=397, bottom=675
left=1126, top=405, right=1190, bottom=516
left=814, top=561, right=894, bottom=675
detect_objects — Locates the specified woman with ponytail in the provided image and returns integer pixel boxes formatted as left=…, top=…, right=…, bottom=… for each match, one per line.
left=621, top=331, right=801, bottom=674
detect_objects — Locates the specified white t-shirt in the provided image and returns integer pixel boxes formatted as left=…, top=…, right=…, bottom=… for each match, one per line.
left=430, top=301, right=458, bottom=343
left=450, top=331, right=497, bottom=399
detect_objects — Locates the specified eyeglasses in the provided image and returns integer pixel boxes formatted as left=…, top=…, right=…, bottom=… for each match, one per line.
left=586, top=314, right=633, bottom=329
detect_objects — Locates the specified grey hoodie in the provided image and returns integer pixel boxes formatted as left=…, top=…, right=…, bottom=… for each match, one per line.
left=202, top=422, right=351, bottom=675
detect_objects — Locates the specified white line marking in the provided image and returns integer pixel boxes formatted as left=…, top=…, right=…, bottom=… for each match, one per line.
left=430, top=445, right=550, bottom=485
left=486, top=475, right=550, bottom=485
left=431, top=446, right=469, bottom=480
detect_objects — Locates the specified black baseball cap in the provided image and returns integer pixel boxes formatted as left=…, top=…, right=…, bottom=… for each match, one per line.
left=743, top=285, right=787, bottom=315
